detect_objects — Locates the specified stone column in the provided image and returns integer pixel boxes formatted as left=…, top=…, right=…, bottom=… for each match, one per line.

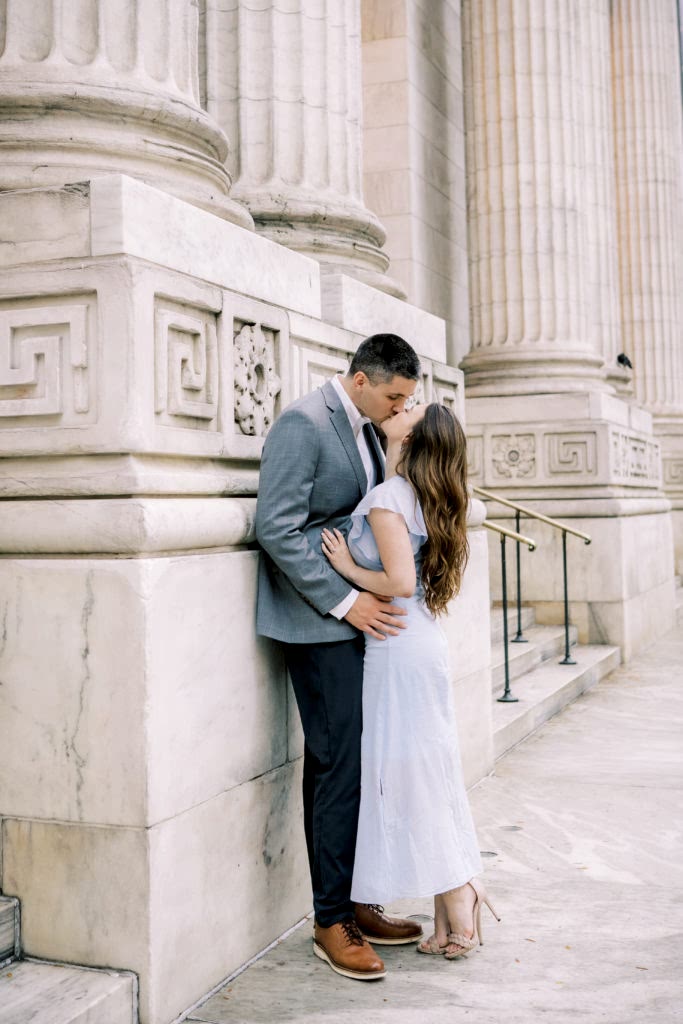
left=462, top=0, right=676, bottom=658
left=0, top=0, right=252, bottom=227
left=461, top=0, right=608, bottom=394
left=612, top=0, right=683, bottom=572
left=612, top=0, right=683, bottom=416
left=579, top=0, right=626, bottom=392
left=202, top=0, right=403, bottom=295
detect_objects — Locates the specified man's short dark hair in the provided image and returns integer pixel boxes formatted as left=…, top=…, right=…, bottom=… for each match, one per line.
left=348, top=334, right=421, bottom=384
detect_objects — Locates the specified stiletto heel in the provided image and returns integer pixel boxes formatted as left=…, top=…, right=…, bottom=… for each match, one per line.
left=472, top=877, right=500, bottom=946
left=443, top=878, right=500, bottom=960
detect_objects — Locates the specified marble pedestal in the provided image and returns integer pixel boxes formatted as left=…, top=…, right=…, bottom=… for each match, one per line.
left=467, top=393, right=677, bottom=661
left=0, top=175, right=492, bottom=1023
left=658, top=425, right=683, bottom=577
left=0, top=551, right=308, bottom=1024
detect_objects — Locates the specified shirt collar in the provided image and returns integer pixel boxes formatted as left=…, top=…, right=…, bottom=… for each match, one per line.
left=331, top=374, right=370, bottom=438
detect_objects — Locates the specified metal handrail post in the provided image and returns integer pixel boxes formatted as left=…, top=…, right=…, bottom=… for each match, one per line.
left=497, top=533, right=518, bottom=703
left=560, top=530, right=576, bottom=665
left=511, top=508, right=527, bottom=643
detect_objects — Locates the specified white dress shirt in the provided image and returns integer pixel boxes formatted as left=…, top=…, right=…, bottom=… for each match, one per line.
left=328, top=375, right=384, bottom=620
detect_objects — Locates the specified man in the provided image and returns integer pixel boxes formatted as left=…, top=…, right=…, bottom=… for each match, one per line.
left=255, top=334, right=424, bottom=981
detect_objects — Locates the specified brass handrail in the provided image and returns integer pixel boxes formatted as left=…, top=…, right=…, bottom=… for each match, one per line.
left=482, top=520, right=536, bottom=703
left=482, top=520, right=536, bottom=551
left=473, top=486, right=592, bottom=544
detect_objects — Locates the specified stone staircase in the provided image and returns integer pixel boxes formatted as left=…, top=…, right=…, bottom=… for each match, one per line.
left=490, top=604, right=620, bottom=759
left=0, top=896, right=136, bottom=1024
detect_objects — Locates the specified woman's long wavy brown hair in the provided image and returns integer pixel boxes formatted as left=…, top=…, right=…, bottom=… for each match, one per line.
left=397, top=403, right=469, bottom=616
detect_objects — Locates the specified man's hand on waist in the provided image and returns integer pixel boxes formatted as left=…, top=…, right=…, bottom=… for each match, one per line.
left=343, top=591, right=407, bottom=640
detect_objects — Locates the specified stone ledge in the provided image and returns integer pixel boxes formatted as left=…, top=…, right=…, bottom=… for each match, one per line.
left=0, top=176, right=320, bottom=317
left=0, top=959, right=137, bottom=1024
left=490, top=623, right=579, bottom=692
left=0, top=898, right=19, bottom=964
left=90, top=176, right=321, bottom=317
left=0, top=496, right=256, bottom=555
left=492, top=644, right=621, bottom=759
left=321, top=272, right=447, bottom=362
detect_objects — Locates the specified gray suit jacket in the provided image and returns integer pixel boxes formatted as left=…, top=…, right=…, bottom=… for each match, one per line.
left=255, top=380, right=384, bottom=643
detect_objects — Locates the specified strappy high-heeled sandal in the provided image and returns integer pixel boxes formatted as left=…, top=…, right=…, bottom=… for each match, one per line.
left=417, top=933, right=449, bottom=955
left=444, top=877, right=500, bottom=960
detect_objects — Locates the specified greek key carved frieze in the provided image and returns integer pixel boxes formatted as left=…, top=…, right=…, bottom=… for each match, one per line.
left=410, top=376, right=427, bottom=407
left=234, top=322, right=281, bottom=437
left=663, top=458, right=683, bottom=486
left=467, top=434, right=484, bottom=480
left=155, top=299, right=219, bottom=429
left=432, top=381, right=458, bottom=413
left=291, top=341, right=347, bottom=400
left=491, top=433, right=536, bottom=479
left=0, top=300, right=93, bottom=420
left=545, top=433, right=597, bottom=476
left=611, top=430, right=660, bottom=483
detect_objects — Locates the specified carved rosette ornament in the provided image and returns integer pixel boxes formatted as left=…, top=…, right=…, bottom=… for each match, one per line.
left=491, top=434, right=536, bottom=479
left=233, top=324, right=281, bottom=437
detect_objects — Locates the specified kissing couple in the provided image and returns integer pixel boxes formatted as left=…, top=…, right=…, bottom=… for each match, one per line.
left=255, top=334, right=498, bottom=980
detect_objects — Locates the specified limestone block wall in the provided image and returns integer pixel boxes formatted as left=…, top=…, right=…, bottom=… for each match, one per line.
left=0, top=173, right=489, bottom=1024
left=361, top=0, right=470, bottom=367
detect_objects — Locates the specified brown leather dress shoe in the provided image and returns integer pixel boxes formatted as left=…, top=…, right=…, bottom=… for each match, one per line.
left=313, top=919, right=386, bottom=980
left=354, top=903, right=424, bottom=945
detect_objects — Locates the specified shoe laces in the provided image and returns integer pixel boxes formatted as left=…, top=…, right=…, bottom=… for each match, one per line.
left=366, top=904, right=385, bottom=916
left=340, top=919, right=366, bottom=947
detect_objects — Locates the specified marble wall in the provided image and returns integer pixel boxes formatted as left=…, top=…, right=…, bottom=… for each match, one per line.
left=2, top=3, right=683, bottom=1021
left=0, top=173, right=490, bottom=1024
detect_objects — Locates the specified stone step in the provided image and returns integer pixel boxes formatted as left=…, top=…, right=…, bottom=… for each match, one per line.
left=491, top=622, right=579, bottom=692
left=489, top=604, right=536, bottom=643
left=0, top=898, right=19, bottom=965
left=0, top=960, right=136, bottom=1024
left=675, top=579, right=683, bottom=626
left=492, top=644, right=621, bottom=760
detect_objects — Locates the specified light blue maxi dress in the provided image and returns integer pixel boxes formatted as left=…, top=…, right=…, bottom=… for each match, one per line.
left=347, top=474, right=482, bottom=904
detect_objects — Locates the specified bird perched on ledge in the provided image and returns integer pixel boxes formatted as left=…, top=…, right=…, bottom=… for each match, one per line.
left=617, top=352, right=633, bottom=370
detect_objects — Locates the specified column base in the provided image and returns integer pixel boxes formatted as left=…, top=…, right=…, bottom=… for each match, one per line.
left=0, top=170, right=492, bottom=1024
left=0, top=85, right=254, bottom=230
left=460, top=347, right=612, bottom=396
left=467, top=390, right=676, bottom=659
left=0, top=546, right=309, bottom=1024
left=235, top=186, right=406, bottom=299
left=655, top=416, right=683, bottom=575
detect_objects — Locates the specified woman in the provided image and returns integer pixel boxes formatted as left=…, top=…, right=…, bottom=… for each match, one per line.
left=321, top=403, right=499, bottom=959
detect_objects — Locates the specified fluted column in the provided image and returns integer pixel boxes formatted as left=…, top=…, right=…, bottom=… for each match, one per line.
left=202, top=0, right=403, bottom=296
left=0, top=0, right=252, bottom=227
left=612, top=0, right=683, bottom=417
left=461, top=0, right=609, bottom=395
left=612, top=0, right=683, bottom=571
left=580, top=0, right=626, bottom=391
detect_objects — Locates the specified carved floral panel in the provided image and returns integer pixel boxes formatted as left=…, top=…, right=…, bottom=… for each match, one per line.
left=491, top=433, right=536, bottom=479
left=233, top=321, right=281, bottom=437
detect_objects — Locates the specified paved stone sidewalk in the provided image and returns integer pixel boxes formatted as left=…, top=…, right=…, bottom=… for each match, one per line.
left=188, top=624, right=683, bottom=1024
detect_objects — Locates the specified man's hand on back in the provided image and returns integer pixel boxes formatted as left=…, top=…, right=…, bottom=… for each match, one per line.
left=344, top=591, right=407, bottom=640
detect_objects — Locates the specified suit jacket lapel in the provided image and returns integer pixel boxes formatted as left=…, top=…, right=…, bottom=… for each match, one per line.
left=322, top=380, right=368, bottom=496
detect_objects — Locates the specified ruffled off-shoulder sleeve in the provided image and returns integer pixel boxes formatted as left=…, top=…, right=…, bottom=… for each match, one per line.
left=351, top=475, right=427, bottom=540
